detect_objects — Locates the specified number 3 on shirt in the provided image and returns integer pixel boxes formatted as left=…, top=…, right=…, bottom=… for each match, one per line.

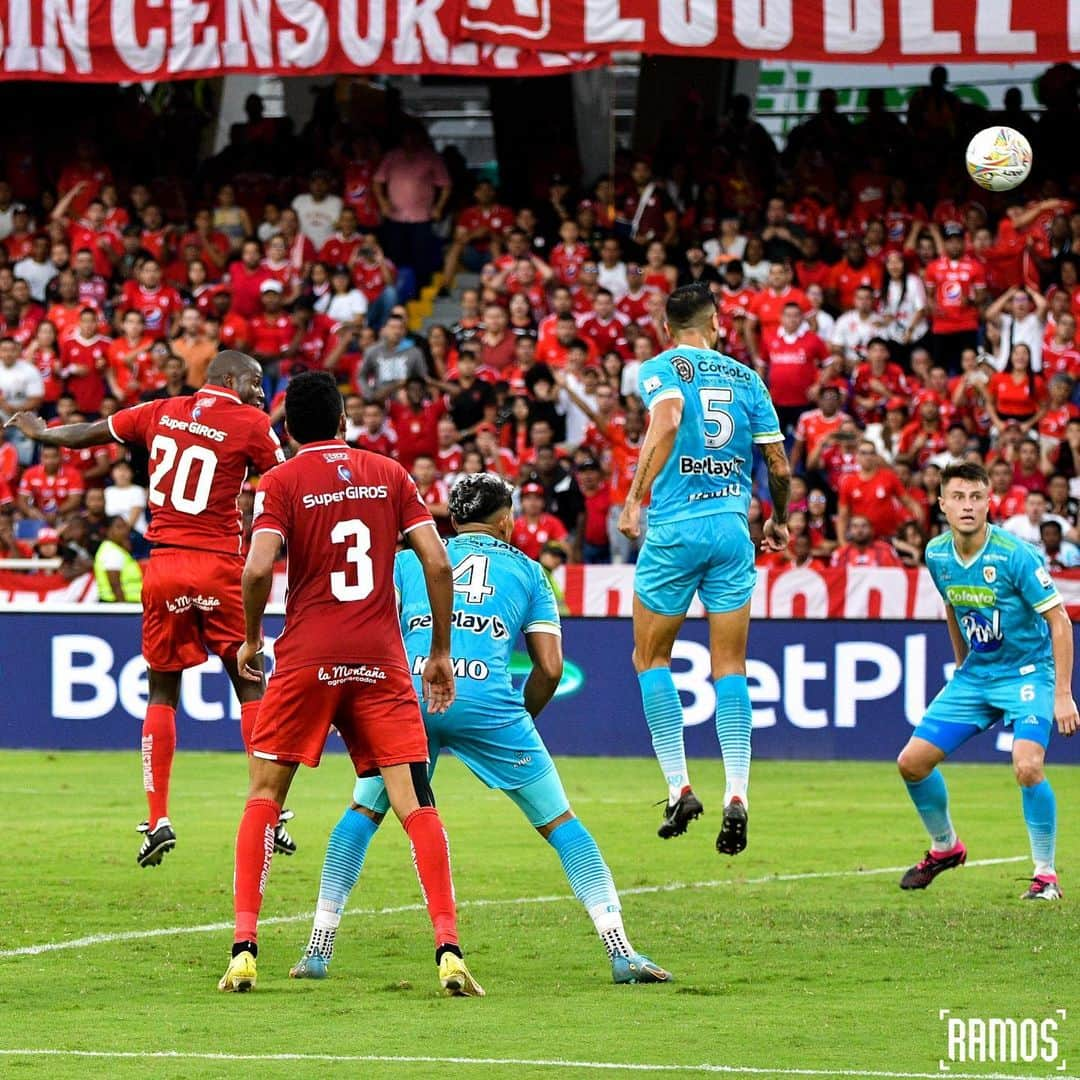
left=699, top=387, right=734, bottom=450
left=330, top=519, right=374, bottom=601
left=148, top=434, right=218, bottom=514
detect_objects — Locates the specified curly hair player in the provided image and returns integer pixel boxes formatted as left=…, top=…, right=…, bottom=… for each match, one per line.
left=290, top=472, right=671, bottom=985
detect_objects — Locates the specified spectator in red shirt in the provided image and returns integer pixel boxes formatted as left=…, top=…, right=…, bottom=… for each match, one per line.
left=441, top=179, right=514, bottom=289
left=576, top=456, right=611, bottom=564
left=1013, top=437, right=1048, bottom=495
left=1038, top=373, right=1079, bottom=448
left=72, top=248, right=109, bottom=311
left=347, top=398, right=397, bottom=457
left=758, top=301, right=829, bottom=431
left=317, top=206, right=365, bottom=269
left=478, top=303, right=516, bottom=373
left=57, top=139, right=111, bottom=218
left=60, top=307, right=110, bottom=416
left=836, top=440, right=923, bottom=541
left=388, top=376, right=447, bottom=472
left=118, top=259, right=182, bottom=341
left=748, top=263, right=808, bottom=344
left=209, top=286, right=250, bottom=351
left=830, top=514, right=903, bottom=568
left=987, top=457, right=1031, bottom=522
left=987, top=343, right=1047, bottom=435
left=1043, top=311, right=1080, bottom=379
left=248, top=280, right=293, bottom=394
left=851, top=337, right=910, bottom=425
left=412, top=454, right=452, bottom=537
left=226, top=239, right=270, bottom=319
left=15, top=444, right=84, bottom=522
left=827, top=237, right=883, bottom=312
left=511, top=481, right=569, bottom=561
left=792, top=384, right=849, bottom=474
left=350, top=235, right=398, bottom=331
left=925, top=223, right=987, bottom=372
left=179, top=209, right=229, bottom=281
left=549, top=219, right=593, bottom=288
left=897, top=399, right=949, bottom=468
left=579, top=290, right=631, bottom=360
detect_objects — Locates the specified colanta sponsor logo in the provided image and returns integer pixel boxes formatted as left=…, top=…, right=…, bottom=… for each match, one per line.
left=945, top=585, right=996, bottom=607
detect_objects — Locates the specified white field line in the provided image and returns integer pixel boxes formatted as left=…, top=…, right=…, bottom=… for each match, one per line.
left=0, top=856, right=1027, bottom=960
left=0, top=1049, right=1074, bottom=1080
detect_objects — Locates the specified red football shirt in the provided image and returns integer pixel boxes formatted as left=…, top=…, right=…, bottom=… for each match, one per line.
left=388, top=398, right=447, bottom=472
left=578, top=313, right=631, bottom=359
left=350, top=430, right=397, bottom=457
left=60, top=333, right=110, bottom=414
left=248, top=313, right=293, bottom=358
left=838, top=468, right=910, bottom=539
left=989, top=485, right=1029, bottom=522
left=119, top=282, right=183, bottom=340
left=108, top=386, right=285, bottom=556
left=226, top=262, right=271, bottom=319
left=18, top=464, right=85, bottom=513
left=550, top=242, right=592, bottom=286
left=251, top=440, right=433, bottom=674
left=749, top=287, right=808, bottom=338
left=925, top=256, right=986, bottom=333
left=828, top=260, right=883, bottom=311
left=761, top=328, right=828, bottom=407
left=511, top=513, right=568, bottom=560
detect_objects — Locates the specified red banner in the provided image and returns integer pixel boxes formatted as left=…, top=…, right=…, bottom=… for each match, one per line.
left=0, top=0, right=602, bottom=81
left=452, top=0, right=1080, bottom=62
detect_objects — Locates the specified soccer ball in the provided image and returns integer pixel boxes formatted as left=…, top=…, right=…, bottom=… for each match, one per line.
left=964, top=126, right=1032, bottom=193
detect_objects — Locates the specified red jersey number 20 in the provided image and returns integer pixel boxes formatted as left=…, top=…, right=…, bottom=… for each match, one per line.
left=148, top=434, right=219, bottom=515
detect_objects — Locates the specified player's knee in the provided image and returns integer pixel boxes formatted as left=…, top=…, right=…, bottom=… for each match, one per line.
left=1012, top=757, right=1044, bottom=787
left=536, top=809, right=575, bottom=839
left=896, top=746, right=931, bottom=783
left=409, top=761, right=436, bottom=808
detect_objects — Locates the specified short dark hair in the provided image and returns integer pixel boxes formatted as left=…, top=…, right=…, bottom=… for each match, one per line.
left=941, top=462, right=989, bottom=488
left=285, top=370, right=343, bottom=444
left=867, top=336, right=889, bottom=350
left=665, top=283, right=715, bottom=332
left=448, top=473, right=513, bottom=525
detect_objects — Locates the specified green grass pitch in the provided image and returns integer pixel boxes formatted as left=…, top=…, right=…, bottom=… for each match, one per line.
left=0, top=750, right=1077, bottom=1079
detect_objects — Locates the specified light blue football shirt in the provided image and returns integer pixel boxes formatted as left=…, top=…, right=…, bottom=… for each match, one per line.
left=924, top=524, right=1062, bottom=679
left=394, top=531, right=561, bottom=715
left=637, top=347, right=782, bottom=526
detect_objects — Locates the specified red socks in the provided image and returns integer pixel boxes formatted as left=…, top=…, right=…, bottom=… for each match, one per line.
left=403, top=807, right=459, bottom=949
left=240, top=700, right=260, bottom=753
left=141, top=704, right=176, bottom=827
left=233, top=797, right=280, bottom=945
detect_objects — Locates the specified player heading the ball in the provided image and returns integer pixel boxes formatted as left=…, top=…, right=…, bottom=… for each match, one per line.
left=5, top=351, right=294, bottom=868
left=897, top=461, right=1078, bottom=900
left=219, top=370, right=483, bottom=996
left=620, top=283, right=791, bottom=854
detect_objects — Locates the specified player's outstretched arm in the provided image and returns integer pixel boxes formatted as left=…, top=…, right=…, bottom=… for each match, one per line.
left=4, top=411, right=114, bottom=449
left=760, top=440, right=792, bottom=553
left=618, top=396, right=682, bottom=540
left=237, top=531, right=281, bottom=681
left=523, top=630, right=563, bottom=720
left=1043, top=604, right=1079, bottom=736
left=408, top=522, right=456, bottom=714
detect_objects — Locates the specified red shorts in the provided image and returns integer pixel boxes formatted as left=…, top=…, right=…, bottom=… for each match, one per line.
left=251, top=663, right=428, bottom=774
left=141, top=548, right=245, bottom=671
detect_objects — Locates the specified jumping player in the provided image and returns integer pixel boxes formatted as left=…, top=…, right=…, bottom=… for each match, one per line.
left=290, top=473, right=671, bottom=985
left=897, top=462, right=1078, bottom=899
left=5, top=351, right=290, bottom=868
left=618, top=283, right=791, bottom=852
left=219, top=371, right=482, bottom=996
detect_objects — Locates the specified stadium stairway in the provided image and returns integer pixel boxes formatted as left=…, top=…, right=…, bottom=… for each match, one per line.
left=411, top=272, right=480, bottom=334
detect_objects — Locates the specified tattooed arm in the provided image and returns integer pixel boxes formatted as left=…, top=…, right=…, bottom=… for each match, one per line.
left=760, top=439, right=792, bottom=552
left=618, top=396, right=682, bottom=539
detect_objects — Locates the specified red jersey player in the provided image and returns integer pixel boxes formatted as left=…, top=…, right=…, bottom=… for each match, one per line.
left=5, top=351, right=287, bottom=868
left=220, top=370, right=482, bottom=997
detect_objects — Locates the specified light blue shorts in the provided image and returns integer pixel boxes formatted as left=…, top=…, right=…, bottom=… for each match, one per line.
left=635, top=515, right=755, bottom=616
left=914, top=673, right=1054, bottom=754
left=352, top=701, right=570, bottom=827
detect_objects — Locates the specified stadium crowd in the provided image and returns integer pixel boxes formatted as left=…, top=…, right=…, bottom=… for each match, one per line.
left=2, top=65, right=1080, bottom=590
